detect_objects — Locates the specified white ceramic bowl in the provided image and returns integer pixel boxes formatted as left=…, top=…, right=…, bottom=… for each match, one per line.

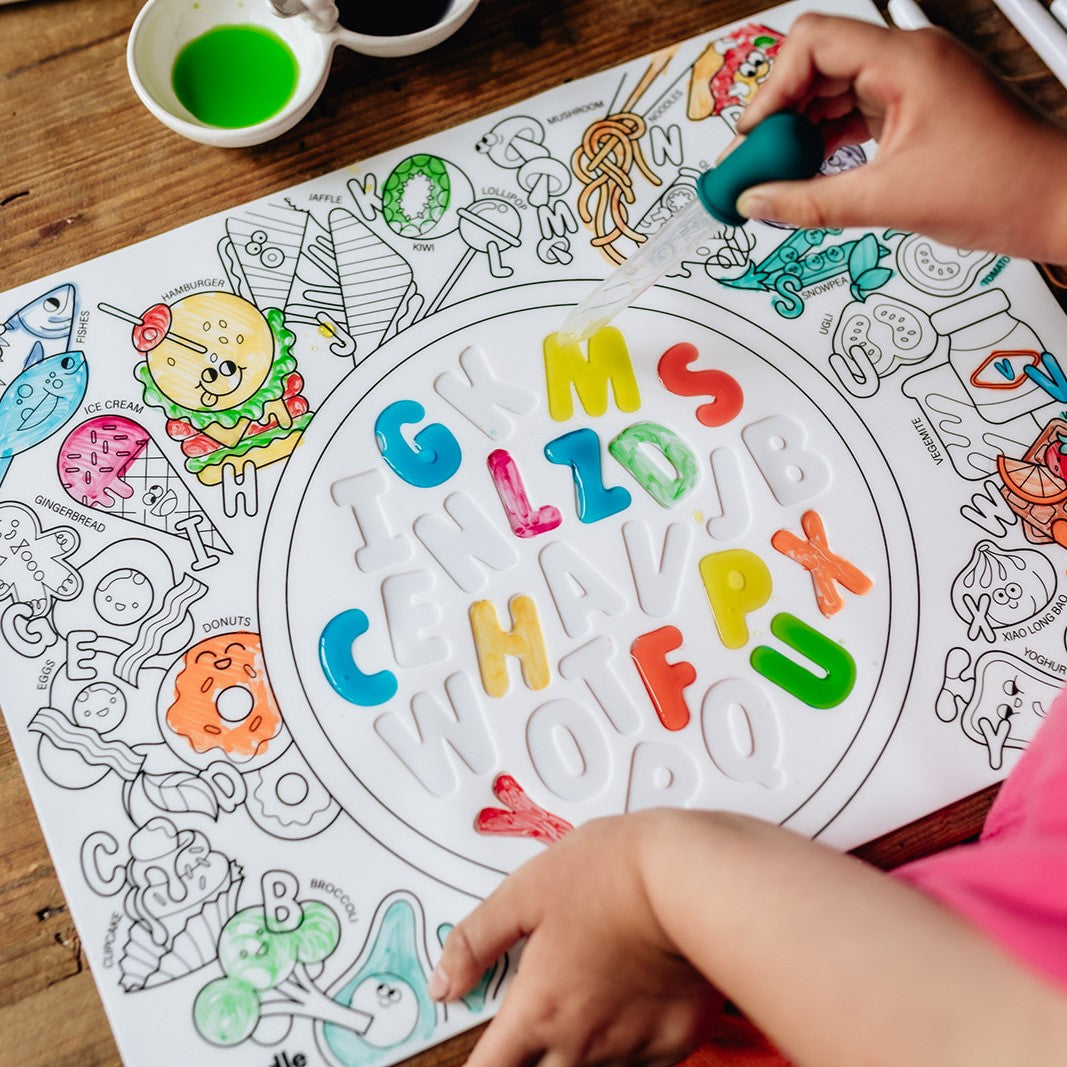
left=127, top=0, right=479, bottom=147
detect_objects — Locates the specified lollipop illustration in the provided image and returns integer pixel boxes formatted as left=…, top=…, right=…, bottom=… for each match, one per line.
left=422, top=198, right=523, bottom=318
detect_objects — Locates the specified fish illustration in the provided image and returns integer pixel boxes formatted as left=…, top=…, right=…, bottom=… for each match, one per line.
left=0, top=350, right=88, bottom=491
left=0, top=284, right=78, bottom=378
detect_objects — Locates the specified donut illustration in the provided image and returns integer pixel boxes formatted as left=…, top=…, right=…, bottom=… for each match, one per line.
left=163, top=631, right=284, bottom=764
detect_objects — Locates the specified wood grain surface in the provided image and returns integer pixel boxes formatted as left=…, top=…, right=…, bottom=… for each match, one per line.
left=1, top=0, right=1064, bottom=1063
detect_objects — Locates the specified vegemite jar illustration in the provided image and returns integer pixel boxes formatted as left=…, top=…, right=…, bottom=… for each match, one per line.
left=932, top=288, right=1055, bottom=424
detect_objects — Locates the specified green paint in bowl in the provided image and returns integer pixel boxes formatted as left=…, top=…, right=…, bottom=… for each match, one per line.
left=172, top=24, right=299, bottom=129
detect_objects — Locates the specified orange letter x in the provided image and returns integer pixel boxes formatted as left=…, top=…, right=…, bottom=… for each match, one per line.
left=771, top=510, right=873, bottom=617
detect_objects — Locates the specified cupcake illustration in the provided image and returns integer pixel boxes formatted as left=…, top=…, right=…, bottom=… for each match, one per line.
left=119, top=816, right=242, bottom=991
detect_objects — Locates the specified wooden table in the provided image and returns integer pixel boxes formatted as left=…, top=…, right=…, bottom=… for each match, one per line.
left=1, top=0, right=1064, bottom=1063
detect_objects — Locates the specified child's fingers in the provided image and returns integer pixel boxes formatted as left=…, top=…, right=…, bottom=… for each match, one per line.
left=464, top=983, right=589, bottom=1067
left=429, top=886, right=528, bottom=1001
left=807, top=74, right=855, bottom=101
left=817, top=111, right=872, bottom=155
left=463, top=1002, right=548, bottom=1067
left=806, top=89, right=857, bottom=125
left=736, top=166, right=884, bottom=231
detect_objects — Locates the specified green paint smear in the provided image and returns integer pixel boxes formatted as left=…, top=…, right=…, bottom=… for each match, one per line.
left=172, top=25, right=298, bottom=129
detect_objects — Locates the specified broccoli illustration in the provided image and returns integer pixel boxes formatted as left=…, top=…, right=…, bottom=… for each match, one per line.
left=194, top=898, right=372, bottom=1047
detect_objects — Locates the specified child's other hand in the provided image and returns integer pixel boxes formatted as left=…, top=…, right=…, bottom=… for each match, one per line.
left=430, top=812, right=722, bottom=1066
left=734, top=14, right=1067, bottom=263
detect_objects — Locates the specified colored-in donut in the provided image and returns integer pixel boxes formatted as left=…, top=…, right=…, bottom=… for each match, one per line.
left=165, top=631, right=283, bottom=763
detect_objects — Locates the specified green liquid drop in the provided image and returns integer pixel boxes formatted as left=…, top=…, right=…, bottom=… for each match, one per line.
left=172, top=24, right=298, bottom=129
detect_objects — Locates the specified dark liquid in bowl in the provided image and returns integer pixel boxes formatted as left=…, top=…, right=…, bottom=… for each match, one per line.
left=336, top=0, right=452, bottom=36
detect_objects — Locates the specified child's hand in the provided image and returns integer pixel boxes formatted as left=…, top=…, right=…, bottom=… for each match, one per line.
left=734, top=13, right=1067, bottom=263
left=434, top=806, right=1067, bottom=1066
left=430, top=813, right=722, bottom=1066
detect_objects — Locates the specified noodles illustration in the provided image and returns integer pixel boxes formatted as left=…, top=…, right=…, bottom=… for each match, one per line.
left=572, top=113, right=660, bottom=264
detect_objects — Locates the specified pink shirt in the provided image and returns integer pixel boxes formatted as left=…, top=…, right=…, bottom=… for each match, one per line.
left=893, top=689, right=1067, bottom=990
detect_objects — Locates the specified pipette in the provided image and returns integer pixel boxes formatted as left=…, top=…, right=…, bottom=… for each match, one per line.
left=556, top=111, right=825, bottom=344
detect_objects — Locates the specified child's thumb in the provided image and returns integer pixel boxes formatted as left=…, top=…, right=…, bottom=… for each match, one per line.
left=736, top=170, right=875, bottom=232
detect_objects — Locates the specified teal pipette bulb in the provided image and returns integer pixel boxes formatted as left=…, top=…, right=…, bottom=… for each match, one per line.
left=696, top=111, right=825, bottom=226
left=557, top=111, right=827, bottom=343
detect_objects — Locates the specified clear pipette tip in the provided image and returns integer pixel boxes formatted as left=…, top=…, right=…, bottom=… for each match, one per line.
left=556, top=196, right=716, bottom=344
